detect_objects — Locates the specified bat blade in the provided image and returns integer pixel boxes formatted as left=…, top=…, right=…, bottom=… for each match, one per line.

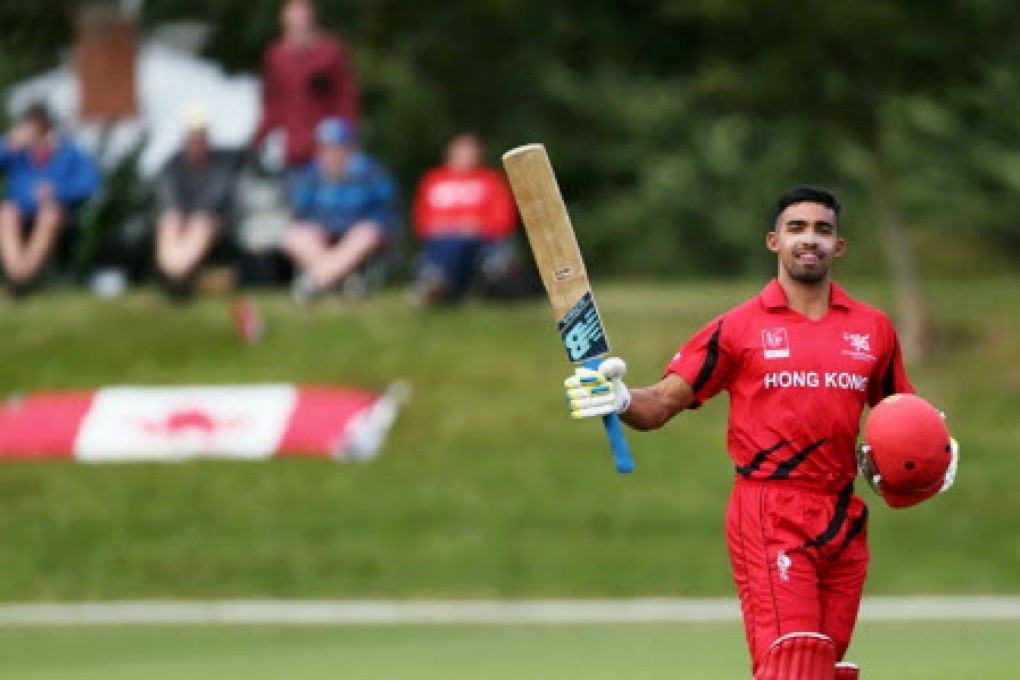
left=502, top=143, right=634, bottom=473
left=500, top=144, right=589, bottom=322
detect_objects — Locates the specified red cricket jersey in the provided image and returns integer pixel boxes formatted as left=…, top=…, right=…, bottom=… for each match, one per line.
left=412, top=167, right=517, bottom=241
left=666, top=279, right=912, bottom=492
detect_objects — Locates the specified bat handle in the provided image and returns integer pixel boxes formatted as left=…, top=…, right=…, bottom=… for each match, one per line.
left=584, top=358, right=635, bottom=474
left=602, top=412, right=635, bottom=473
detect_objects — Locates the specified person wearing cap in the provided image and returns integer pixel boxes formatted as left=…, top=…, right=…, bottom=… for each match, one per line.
left=0, top=103, right=101, bottom=297
left=153, top=104, right=242, bottom=301
left=252, top=0, right=359, bottom=171
left=282, top=117, right=397, bottom=302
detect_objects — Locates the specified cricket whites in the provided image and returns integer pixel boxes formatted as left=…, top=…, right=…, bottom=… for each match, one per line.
left=501, top=143, right=634, bottom=473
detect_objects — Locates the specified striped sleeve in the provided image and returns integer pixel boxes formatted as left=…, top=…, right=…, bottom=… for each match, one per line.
left=867, top=316, right=914, bottom=406
left=664, top=315, right=734, bottom=406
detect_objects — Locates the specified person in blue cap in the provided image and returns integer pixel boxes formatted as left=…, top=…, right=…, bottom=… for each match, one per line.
left=282, top=117, right=398, bottom=302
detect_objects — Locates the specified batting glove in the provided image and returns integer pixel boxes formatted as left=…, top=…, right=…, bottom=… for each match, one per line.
left=564, top=357, right=632, bottom=419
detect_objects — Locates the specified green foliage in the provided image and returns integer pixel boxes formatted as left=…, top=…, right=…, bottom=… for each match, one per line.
left=544, top=69, right=855, bottom=277
left=1, top=2, right=1019, bottom=275
left=889, top=70, right=1020, bottom=261
left=0, top=280, right=1017, bottom=600
left=672, top=1, right=1019, bottom=135
left=0, top=3, right=72, bottom=97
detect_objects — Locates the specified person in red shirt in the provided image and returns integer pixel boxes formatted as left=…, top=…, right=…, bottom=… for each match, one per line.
left=411, top=133, right=517, bottom=304
left=252, top=0, right=358, bottom=171
left=564, top=186, right=958, bottom=679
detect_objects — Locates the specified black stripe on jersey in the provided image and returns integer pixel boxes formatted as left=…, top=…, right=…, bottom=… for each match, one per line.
left=827, top=505, right=869, bottom=561
left=691, top=320, right=724, bottom=394
left=805, top=482, right=854, bottom=550
left=767, top=438, right=830, bottom=480
left=882, top=356, right=897, bottom=398
left=734, top=439, right=789, bottom=478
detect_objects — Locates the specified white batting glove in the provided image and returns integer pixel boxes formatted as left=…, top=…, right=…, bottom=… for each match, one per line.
left=564, top=357, right=632, bottom=419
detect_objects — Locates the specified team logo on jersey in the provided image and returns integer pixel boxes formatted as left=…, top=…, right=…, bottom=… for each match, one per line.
left=842, top=332, right=876, bottom=362
left=776, top=550, right=792, bottom=582
left=428, top=179, right=487, bottom=208
left=762, top=328, right=790, bottom=359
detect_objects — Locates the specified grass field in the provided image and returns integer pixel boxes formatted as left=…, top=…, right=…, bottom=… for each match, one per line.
left=0, top=277, right=1019, bottom=599
left=1, top=621, right=1018, bottom=679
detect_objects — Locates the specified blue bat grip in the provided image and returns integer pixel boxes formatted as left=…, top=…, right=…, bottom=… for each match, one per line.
left=584, top=358, right=635, bottom=473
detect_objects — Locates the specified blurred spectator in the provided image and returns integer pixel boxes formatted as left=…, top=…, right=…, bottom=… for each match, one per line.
left=283, top=118, right=397, bottom=303
left=153, top=104, right=241, bottom=301
left=253, top=0, right=359, bottom=172
left=0, top=103, right=101, bottom=297
left=411, top=133, right=519, bottom=305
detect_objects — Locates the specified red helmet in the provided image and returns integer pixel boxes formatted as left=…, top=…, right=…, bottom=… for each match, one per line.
left=859, top=394, right=956, bottom=508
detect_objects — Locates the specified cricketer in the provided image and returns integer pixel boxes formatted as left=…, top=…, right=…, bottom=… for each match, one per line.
left=565, top=186, right=959, bottom=679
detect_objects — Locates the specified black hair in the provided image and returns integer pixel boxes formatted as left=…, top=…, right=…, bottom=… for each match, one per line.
left=22, top=102, right=54, bottom=132
left=773, top=185, right=841, bottom=226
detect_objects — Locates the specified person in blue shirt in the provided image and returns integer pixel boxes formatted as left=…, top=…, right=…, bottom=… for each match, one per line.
left=0, top=103, right=101, bottom=297
left=282, top=117, right=397, bottom=302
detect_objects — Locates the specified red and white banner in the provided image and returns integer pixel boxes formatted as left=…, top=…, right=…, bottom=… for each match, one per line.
left=0, top=384, right=406, bottom=463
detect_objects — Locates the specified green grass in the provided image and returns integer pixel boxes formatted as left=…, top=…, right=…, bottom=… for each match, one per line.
left=0, top=277, right=1018, bottom=599
left=0, top=621, right=1018, bottom=679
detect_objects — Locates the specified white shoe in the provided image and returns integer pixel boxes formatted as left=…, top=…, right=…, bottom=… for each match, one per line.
left=341, top=272, right=368, bottom=299
left=290, top=273, right=321, bottom=305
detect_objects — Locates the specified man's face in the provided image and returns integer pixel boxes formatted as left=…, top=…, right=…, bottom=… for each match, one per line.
left=767, top=201, right=845, bottom=284
left=318, top=142, right=349, bottom=178
left=15, top=119, right=46, bottom=148
left=184, top=129, right=209, bottom=158
left=447, top=136, right=482, bottom=171
left=282, top=0, right=316, bottom=35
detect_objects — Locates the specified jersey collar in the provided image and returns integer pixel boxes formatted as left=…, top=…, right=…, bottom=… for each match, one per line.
left=760, top=279, right=852, bottom=311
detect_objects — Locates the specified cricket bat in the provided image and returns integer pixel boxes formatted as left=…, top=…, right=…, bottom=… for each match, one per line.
left=502, top=143, right=635, bottom=474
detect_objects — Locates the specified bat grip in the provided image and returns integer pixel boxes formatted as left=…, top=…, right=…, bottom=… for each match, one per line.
left=584, top=358, right=635, bottom=474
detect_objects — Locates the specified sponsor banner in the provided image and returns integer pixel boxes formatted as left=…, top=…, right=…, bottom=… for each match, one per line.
left=0, top=384, right=404, bottom=463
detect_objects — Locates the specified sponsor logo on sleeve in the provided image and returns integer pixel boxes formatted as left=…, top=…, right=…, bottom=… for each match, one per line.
left=762, top=327, right=790, bottom=359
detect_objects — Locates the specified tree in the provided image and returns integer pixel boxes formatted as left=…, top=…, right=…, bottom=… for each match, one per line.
left=650, top=0, right=1020, bottom=360
left=3, top=1, right=1019, bottom=300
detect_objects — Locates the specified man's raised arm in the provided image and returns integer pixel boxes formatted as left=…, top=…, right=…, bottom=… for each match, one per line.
left=565, top=358, right=697, bottom=431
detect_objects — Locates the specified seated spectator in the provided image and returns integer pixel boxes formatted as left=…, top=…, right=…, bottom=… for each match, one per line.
left=283, top=118, right=397, bottom=302
left=154, top=105, right=241, bottom=301
left=411, top=133, right=517, bottom=305
left=0, top=103, right=101, bottom=297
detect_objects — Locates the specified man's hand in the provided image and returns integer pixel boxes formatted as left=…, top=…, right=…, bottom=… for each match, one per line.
left=5, top=122, right=33, bottom=150
left=564, top=357, right=632, bottom=419
left=34, top=182, right=56, bottom=206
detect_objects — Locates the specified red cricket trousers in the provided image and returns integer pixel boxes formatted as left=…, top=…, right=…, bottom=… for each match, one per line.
left=726, top=478, right=869, bottom=673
